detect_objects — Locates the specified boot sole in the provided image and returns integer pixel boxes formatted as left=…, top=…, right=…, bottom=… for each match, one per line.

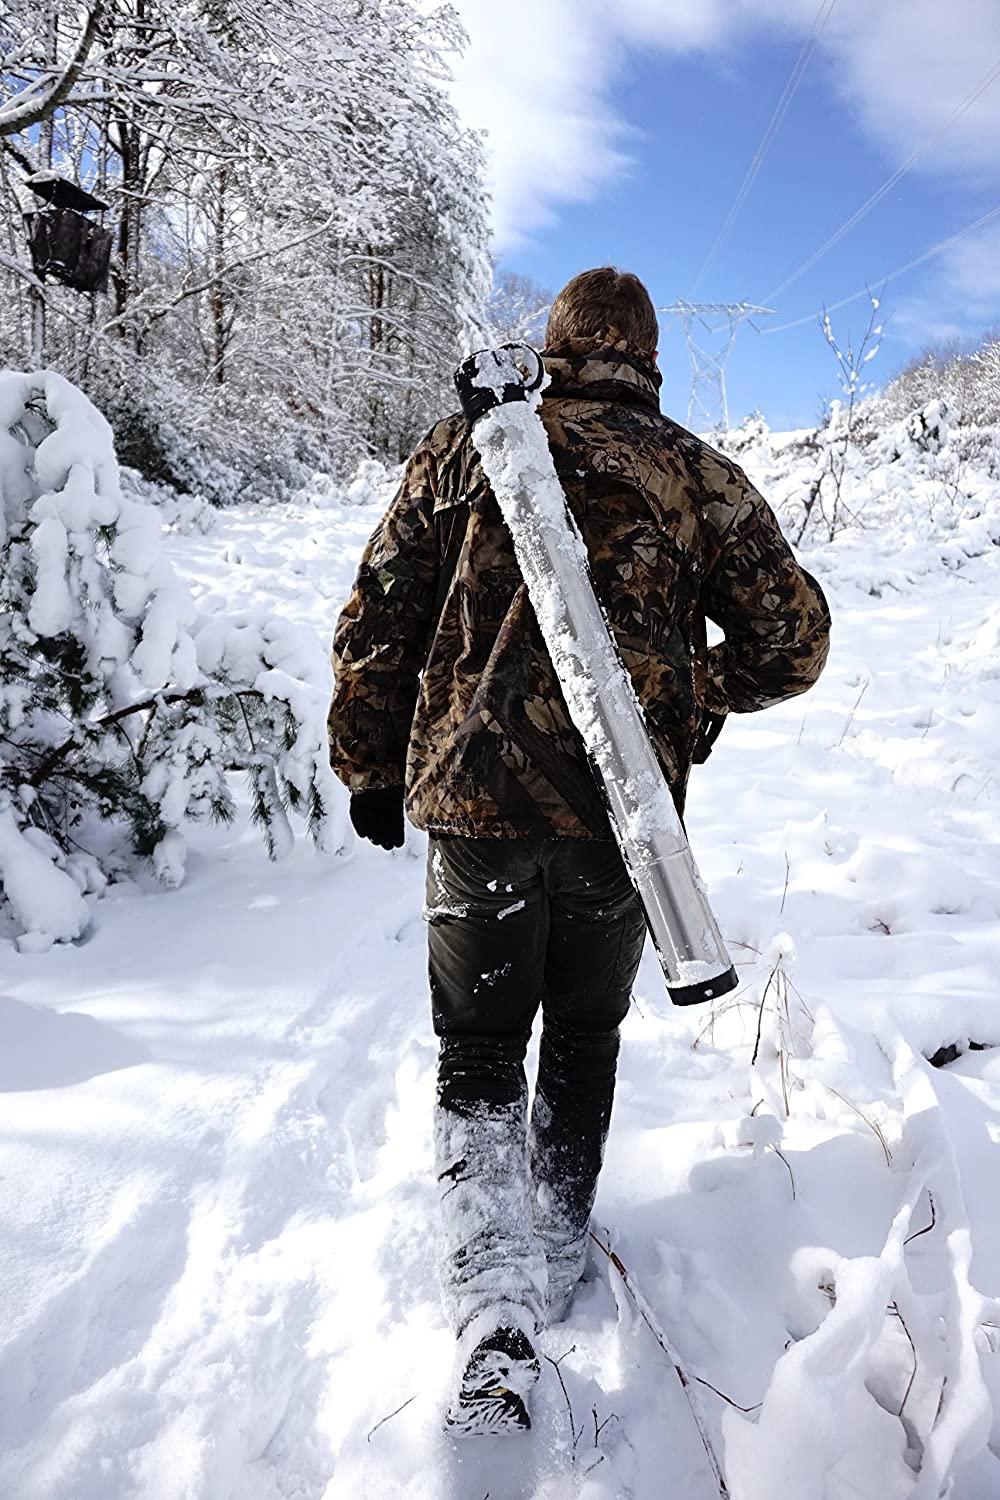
left=445, top=1386, right=533, bottom=1436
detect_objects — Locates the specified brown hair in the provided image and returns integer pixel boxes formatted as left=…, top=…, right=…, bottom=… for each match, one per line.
left=545, top=267, right=658, bottom=356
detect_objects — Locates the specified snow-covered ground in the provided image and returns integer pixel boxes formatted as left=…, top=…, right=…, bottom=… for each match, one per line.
left=1, top=441, right=999, bottom=1500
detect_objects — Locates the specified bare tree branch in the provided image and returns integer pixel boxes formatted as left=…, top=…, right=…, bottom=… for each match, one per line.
left=0, top=1, right=107, bottom=140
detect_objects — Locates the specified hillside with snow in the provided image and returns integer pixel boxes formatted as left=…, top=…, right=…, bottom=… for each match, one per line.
left=1, top=385, right=999, bottom=1500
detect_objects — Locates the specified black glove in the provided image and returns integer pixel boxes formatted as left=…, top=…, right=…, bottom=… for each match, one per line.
left=692, top=710, right=727, bottom=765
left=349, top=785, right=405, bottom=850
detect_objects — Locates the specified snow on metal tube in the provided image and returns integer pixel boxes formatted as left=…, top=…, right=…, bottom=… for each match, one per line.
left=454, top=344, right=738, bottom=1007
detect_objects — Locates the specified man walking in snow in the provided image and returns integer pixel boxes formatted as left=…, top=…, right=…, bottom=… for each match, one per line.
left=328, top=268, right=830, bottom=1434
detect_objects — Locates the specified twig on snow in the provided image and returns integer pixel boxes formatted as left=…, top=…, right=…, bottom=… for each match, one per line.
left=778, top=1044, right=791, bottom=1117
left=894, top=1302, right=919, bottom=1420
left=579, top=1404, right=619, bottom=1476
left=590, top=1231, right=735, bottom=1498
left=770, top=1144, right=797, bottom=1200
left=978, top=1322, right=1000, bottom=1355
left=904, top=1192, right=936, bottom=1246
left=781, top=971, right=816, bottom=1024
left=594, top=1405, right=619, bottom=1445
left=366, top=1393, right=417, bottom=1443
left=836, top=677, right=870, bottom=748
left=692, top=1377, right=761, bottom=1415
left=751, top=961, right=781, bottom=1067
left=544, top=1345, right=582, bottom=1452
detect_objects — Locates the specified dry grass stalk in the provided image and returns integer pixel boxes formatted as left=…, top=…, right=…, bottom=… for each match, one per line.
left=780, top=852, right=791, bottom=915
left=818, top=1081, right=893, bottom=1167
left=893, top=1302, right=919, bottom=1420
left=837, top=677, right=871, bottom=748
left=771, top=1144, right=797, bottom=1199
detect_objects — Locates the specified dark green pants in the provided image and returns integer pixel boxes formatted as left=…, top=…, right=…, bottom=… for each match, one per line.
left=425, top=834, right=646, bottom=1330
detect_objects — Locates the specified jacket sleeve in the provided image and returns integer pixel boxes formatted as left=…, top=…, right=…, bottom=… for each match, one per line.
left=699, top=461, right=831, bottom=716
left=328, top=438, right=439, bottom=791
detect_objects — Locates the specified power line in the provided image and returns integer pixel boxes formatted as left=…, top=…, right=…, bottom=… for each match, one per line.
left=690, top=0, right=837, bottom=294
left=762, top=201, right=1000, bottom=333
left=761, top=55, right=1000, bottom=306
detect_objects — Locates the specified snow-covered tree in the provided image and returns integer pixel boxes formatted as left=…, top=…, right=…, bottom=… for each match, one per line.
left=0, top=0, right=490, bottom=495
left=484, top=270, right=552, bottom=348
left=0, top=370, right=342, bottom=949
left=874, top=330, right=1000, bottom=430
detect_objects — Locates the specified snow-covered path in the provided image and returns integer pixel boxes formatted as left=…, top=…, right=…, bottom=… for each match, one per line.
left=1, top=479, right=999, bottom=1499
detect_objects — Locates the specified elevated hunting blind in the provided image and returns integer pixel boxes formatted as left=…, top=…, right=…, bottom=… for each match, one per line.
left=25, top=174, right=113, bottom=294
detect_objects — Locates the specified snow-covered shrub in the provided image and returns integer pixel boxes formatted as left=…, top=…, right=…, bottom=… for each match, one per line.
left=905, top=397, right=954, bottom=454
left=876, top=399, right=956, bottom=467
left=718, top=411, right=773, bottom=469
left=93, top=364, right=316, bottom=509
left=292, top=471, right=345, bottom=510
left=0, top=370, right=342, bottom=951
left=121, top=468, right=218, bottom=534
left=951, top=421, right=1000, bottom=481
left=95, top=376, right=245, bottom=508
left=293, top=458, right=395, bottom=512
left=346, top=458, right=393, bottom=507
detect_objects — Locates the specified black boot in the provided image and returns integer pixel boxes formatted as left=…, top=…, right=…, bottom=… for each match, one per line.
left=445, top=1320, right=541, bottom=1436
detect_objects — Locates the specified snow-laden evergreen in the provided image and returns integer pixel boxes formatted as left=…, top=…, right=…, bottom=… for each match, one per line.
left=0, top=370, right=342, bottom=948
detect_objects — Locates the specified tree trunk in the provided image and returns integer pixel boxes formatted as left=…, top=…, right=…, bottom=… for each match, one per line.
left=210, top=163, right=228, bottom=385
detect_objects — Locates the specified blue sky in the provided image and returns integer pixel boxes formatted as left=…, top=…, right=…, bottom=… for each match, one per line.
left=451, top=0, right=1000, bottom=430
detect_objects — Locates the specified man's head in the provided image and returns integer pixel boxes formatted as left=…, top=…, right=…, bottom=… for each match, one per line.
left=545, top=267, right=658, bottom=359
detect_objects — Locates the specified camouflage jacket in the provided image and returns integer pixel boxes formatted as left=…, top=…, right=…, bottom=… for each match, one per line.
left=328, top=340, right=831, bottom=838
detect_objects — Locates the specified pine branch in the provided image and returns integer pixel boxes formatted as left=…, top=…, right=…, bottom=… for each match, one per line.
left=27, top=687, right=260, bottom=789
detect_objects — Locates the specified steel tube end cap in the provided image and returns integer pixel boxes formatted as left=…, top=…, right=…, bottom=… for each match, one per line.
left=667, top=965, right=739, bottom=1008
left=454, top=343, right=543, bottom=422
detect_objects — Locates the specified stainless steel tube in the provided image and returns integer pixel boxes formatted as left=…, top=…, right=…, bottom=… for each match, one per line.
left=455, top=345, right=737, bottom=1006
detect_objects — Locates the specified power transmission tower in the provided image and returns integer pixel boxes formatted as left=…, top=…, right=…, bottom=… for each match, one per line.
left=657, top=301, right=774, bottom=432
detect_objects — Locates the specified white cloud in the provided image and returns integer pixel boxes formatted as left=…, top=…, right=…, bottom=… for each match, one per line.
left=883, top=296, right=972, bottom=351
left=450, top=0, right=1000, bottom=254
left=447, top=1, right=631, bottom=253
left=890, top=218, right=1000, bottom=350
left=940, top=218, right=1000, bottom=306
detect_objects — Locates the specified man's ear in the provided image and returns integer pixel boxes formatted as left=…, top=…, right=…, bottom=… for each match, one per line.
left=653, top=350, right=659, bottom=364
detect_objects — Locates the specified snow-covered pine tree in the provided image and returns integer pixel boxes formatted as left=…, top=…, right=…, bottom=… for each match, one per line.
left=0, top=369, right=342, bottom=950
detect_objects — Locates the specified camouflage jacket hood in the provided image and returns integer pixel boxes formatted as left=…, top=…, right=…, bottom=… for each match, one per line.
left=328, top=341, right=830, bottom=838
